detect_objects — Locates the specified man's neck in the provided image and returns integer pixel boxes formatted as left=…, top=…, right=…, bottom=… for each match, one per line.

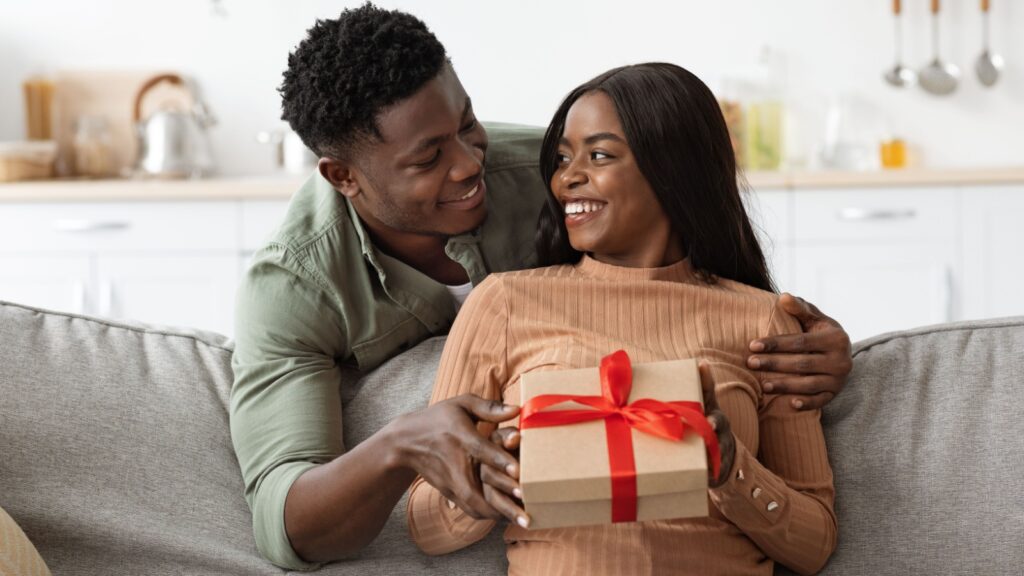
left=357, top=212, right=469, bottom=286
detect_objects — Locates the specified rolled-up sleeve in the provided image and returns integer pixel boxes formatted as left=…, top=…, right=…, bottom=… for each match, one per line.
left=230, top=245, right=349, bottom=571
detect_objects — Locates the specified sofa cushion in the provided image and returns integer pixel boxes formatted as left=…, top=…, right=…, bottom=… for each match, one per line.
left=0, top=301, right=505, bottom=575
left=812, top=317, right=1024, bottom=575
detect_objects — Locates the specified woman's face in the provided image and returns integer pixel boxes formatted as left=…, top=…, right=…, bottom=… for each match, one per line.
left=551, top=91, right=680, bottom=267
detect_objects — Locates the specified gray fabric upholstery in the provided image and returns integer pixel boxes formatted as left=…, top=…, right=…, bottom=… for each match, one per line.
left=0, top=301, right=505, bottom=575
left=3, top=299, right=1023, bottom=575
left=812, top=317, right=1024, bottom=576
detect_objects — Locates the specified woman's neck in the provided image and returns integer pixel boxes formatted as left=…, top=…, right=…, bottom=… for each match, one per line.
left=590, top=232, right=685, bottom=269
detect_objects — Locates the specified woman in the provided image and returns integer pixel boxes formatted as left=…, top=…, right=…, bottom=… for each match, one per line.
left=407, top=63, right=836, bottom=576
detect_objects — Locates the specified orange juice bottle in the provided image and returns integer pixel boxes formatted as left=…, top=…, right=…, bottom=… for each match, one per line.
left=880, top=138, right=907, bottom=169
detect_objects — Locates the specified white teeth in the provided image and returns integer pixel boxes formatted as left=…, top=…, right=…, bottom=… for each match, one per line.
left=565, top=200, right=605, bottom=215
left=459, top=184, right=479, bottom=201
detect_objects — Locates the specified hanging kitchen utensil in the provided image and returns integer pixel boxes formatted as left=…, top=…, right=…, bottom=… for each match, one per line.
left=975, top=0, right=1004, bottom=87
left=133, top=73, right=216, bottom=178
left=919, top=0, right=960, bottom=96
left=884, top=0, right=915, bottom=87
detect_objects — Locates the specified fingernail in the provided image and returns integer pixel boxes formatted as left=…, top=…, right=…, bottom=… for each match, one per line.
left=763, top=382, right=774, bottom=393
left=506, top=464, right=517, bottom=476
left=446, top=499, right=456, bottom=510
left=517, top=515, right=530, bottom=528
left=749, top=357, right=761, bottom=369
left=792, top=399, right=804, bottom=409
left=750, top=341, right=765, bottom=352
left=513, top=487, right=522, bottom=498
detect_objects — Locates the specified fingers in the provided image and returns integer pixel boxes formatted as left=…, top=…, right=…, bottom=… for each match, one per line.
left=465, top=433, right=519, bottom=479
left=749, top=325, right=847, bottom=354
left=482, top=483, right=529, bottom=528
left=705, top=408, right=736, bottom=489
left=453, top=394, right=520, bottom=424
left=491, top=427, right=521, bottom=452
left=747, top=352, right=834, bottom=375
left=776, top=292, right=834, bottom=328
left=697, top=361, right=718, bottom=412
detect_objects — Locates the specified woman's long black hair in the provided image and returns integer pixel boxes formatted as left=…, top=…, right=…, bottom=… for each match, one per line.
left=535, top=62, right=775, bottom=293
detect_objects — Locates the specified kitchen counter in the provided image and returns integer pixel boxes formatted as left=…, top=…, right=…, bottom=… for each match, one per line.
left=2, top=167, right=1024, bottom=202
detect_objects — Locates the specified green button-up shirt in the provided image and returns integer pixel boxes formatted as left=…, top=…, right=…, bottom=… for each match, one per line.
left=230, top=124, right=547, bottom=570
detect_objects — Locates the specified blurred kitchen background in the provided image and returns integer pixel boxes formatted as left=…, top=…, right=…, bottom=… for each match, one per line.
left=1, top=0, right=1021, bottom=341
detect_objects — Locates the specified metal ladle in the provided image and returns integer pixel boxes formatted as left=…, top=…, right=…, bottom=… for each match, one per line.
left=884, top=0, right=915, bottom=87
left=975, top=0, right=1004, bottom=87
left=919, top=0, right=960, bottom=96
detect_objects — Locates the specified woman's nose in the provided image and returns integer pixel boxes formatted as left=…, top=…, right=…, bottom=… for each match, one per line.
left=559, top=162, right=587, bottom=189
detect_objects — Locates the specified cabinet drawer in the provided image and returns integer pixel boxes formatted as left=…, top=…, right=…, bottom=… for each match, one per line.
left=0, top=202, right=239, bottom=253
left=793, top=188, right=956, bottom=242
left=241, top=200, right=290, bottom=252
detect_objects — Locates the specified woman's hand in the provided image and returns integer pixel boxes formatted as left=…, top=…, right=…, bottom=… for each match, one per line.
left=478, top=426, right=530, bottom=529
left=699, top=361, right=736, bottom=488
left=747, top=293, right=853, bottom=411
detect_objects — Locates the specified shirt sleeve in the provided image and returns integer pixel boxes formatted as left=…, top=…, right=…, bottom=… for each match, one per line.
left=407, top=276, right=509, bottom=555
left=707, top=302, right=838, bottom=576
left=230, top=245, right=350, bottom=571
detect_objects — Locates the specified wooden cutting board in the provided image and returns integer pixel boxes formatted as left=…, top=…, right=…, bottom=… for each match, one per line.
left=52, top=70, right=193, bottom=177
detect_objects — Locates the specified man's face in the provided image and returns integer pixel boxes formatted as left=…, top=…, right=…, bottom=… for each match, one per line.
left=348, top=65, right=489, bottom=238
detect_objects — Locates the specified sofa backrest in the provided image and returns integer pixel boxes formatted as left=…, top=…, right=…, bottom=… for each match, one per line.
left=810, top=316, right=1024, bottom=576
left=0, top=301, right=504, bottom=575
left=3, top=299, right=1022, bottom=575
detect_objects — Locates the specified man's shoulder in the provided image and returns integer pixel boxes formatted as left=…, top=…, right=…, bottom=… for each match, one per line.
left=267, top=173, right=351, bottom=252
left=482, top=122, right=544, bottom=171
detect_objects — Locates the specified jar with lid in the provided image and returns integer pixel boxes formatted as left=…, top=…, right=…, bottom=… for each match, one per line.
left=72, top=115, right=114, bottom=178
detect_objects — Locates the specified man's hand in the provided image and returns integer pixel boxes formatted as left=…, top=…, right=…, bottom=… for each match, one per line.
left=479, top=426, right=529, bottom=528
left=387, top=394, right=520, bottom=520
left=747, top=293, right=852, bottom=411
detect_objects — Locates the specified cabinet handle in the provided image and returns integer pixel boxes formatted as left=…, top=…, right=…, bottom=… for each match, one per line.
left=836, top=208, right=916, bottom=221
left=52, top=219, right=131, bottom=233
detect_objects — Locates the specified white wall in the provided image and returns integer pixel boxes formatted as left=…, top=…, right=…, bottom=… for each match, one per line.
left=2, top=0, right=1022, bottom=175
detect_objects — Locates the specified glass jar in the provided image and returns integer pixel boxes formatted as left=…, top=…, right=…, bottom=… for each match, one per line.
left=72, top=115, right=114, bottom=178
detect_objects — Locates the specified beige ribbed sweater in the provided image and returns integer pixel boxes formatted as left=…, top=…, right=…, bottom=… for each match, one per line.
left=407, top=256, right=836, bottom=576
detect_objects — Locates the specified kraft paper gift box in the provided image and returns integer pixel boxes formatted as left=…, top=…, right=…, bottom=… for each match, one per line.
left=518, top=355, right=712, bottom=530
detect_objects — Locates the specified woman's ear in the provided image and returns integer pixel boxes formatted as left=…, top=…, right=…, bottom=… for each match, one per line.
left=319, top=157, right=361, bottom=199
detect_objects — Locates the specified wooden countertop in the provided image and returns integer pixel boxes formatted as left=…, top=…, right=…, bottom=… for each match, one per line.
left=2, top=167, right=1024, bottom=202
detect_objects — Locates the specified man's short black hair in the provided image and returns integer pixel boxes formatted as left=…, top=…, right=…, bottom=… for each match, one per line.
left=280, top=2, right=448, bottom=159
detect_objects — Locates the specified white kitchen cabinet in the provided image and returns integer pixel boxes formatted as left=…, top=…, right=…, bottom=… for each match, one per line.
left=790, top=187, right=958, bottom=342
left=792, top=244, right=956, bottom=342
left=962, top=186, right=1024, bottom=320
left=95, top=255, right=240, bottom=336
left=746, top=190, right=793, bottom=292
left=0, top=255, right=92, bottom=314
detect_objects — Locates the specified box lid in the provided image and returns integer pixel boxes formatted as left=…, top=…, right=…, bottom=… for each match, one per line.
left=519, top=359, right=708, bottom=505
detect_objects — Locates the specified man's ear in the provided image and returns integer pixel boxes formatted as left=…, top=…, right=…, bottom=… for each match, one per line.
left=318, top=157, right=362, bottom=199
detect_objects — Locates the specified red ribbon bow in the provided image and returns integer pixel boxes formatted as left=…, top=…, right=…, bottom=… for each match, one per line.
left=519, top=350, right=721, bottom=523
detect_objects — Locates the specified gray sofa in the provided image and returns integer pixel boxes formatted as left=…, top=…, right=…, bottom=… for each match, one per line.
left=1, top=299, right=1022, bottom=575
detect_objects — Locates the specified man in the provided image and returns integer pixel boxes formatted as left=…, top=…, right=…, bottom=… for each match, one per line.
left=230, top=4, right=852, bottom=570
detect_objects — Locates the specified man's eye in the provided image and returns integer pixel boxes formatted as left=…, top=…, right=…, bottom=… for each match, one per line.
left=414, top=150, right=441, bottom=168
left=460, top=118, right=478, bottom=132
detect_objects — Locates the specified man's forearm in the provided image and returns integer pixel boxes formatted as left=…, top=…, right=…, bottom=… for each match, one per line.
left=284, top=423, right=415, bottom=563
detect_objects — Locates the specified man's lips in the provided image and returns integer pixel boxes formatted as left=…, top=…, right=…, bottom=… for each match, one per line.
left=438, top=179, right=486, bottom=209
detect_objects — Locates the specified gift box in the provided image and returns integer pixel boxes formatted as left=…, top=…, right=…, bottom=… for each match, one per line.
left=518, top=352, right=717, bottom=530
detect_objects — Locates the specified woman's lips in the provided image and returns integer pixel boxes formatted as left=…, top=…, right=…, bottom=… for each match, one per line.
left=563, top=198, right=607, bottom=228
left=438, top=180, right=486, bottom=211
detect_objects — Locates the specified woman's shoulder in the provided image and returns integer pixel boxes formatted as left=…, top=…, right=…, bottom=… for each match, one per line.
left=486, top=264, right=577, bottom=283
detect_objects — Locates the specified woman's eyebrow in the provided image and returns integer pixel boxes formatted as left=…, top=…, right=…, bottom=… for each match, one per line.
left=558, top=132, right=625, bottom=147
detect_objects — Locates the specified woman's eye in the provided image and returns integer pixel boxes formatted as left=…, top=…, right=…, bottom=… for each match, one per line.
left=556, top=153, right=570, bottom=165
left=591, top=151, right=611, bottom=161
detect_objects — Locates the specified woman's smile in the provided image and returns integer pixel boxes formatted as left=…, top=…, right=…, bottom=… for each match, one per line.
left=563, top=197, right=607, bottom=228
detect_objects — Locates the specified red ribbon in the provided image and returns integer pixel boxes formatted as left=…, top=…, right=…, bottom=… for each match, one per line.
left=519, top=350, right=721, bottom=523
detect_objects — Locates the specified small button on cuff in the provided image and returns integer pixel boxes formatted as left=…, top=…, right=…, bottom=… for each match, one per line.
left=752, top=487, right=762, bottom=498
left=767, top=501, right=779, bottom=512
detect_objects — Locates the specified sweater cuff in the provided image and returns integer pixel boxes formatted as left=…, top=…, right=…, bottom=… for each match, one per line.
left=708, top=441, right=789, bottom=527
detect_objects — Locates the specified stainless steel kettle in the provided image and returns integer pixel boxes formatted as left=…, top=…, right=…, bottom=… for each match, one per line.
left=133, top=73, right=215, bottom=178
